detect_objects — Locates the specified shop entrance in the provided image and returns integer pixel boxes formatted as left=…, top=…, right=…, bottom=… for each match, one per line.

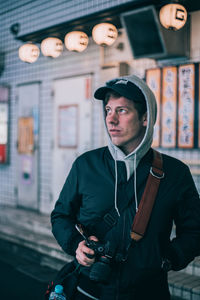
left=52, top=75, right=92, bottom=205
left=16, top=82, right=40, bottom=210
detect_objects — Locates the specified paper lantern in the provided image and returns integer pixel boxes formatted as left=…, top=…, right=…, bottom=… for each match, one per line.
left=64, top=31, right=89, bottom=52
left=92, top=23, right=118, bottom=46
left=18, top=43, right=40, bottom=63
left=159, top=3, right=187, bottom=31
left=41, top=37, right=63, bottom=58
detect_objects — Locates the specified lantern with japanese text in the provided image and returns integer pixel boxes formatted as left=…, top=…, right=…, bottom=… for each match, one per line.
left=92, top=23, right=118, bottom=46
left=64, top=31, right=89, bottom=52
left=159, top=3, right=187, bottom=31
left=41, top=37, right=63, bottom=58
left=18, top=43, right=40, bottom=63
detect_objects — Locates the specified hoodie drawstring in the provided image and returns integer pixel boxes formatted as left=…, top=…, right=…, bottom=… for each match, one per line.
left=114, top=156, right=120, bottom=217
left=134, top=153, right=138, bottom=212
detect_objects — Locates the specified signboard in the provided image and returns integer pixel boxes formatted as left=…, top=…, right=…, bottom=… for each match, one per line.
left=146, top=68, right=161, bottom=147
left=0, top=144, right=6, bottom=163
left=0, top=86, right=9, bottom=164
left=178, top=64, right=195, bottom=148
left=58, top=105, right=78, bottom=148
left=0, top=122, right=8, bottom=144
left=18, top=117, right=34, bottom=154
left=161, top=66, right=177, bottom=148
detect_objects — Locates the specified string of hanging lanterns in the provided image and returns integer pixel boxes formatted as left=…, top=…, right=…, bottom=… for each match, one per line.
left=19, top=2, right=188, bottom=64
left=18, top=22, right=118, bottom=63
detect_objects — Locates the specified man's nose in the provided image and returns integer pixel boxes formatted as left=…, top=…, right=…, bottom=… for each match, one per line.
left=107, top=111, right=119, bottom=124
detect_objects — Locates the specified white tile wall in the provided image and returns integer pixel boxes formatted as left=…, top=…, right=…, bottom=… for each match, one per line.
left=0, top=0, right=110, bottom=212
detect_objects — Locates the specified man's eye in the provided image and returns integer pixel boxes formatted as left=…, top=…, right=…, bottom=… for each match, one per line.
left=118, top=109, right=126, bottom=113
left=105, top=108, right=111, bottom=114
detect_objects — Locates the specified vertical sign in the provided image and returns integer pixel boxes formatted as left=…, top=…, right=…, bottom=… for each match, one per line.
left=178, top=64, right=195, bottom=148
left=161, top=66, right=177, bottom=148
left=146, top=68, right=161, bottom=147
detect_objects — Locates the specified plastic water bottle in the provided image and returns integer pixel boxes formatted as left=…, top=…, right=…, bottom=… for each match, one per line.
left=49, top=284, right=67, bottom=300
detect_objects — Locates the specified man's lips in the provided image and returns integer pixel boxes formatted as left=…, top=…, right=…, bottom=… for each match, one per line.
left=109, top=129, right=121, bottom=135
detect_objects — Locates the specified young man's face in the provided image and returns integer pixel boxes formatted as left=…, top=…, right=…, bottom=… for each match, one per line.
left=105, top=96, right=147, bottom=155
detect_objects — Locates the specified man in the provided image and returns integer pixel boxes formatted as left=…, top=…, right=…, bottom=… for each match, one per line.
left=51, top=75, right=200, bottom=300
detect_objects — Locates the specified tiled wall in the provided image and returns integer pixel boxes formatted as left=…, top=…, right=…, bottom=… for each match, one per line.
left=0, top=0, right=113, bottom=212
left=0, top=39, right=104, bottom=212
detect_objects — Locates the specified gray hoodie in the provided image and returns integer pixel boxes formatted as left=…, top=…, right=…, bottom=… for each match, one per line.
left=94, top=74, right=157, bottom=214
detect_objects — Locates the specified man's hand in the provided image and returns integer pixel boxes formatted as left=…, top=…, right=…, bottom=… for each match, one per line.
left=76, top=236, right=98, bottom=267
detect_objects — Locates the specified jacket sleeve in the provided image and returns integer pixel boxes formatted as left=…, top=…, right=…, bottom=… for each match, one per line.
left=166, top=165, right=200, bottom=271
left=51, top=160, right=83, bottom=256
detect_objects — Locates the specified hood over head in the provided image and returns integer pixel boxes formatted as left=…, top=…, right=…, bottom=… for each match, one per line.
left=94, top=75, right=157, bottom=178
left=94, top=75, right=157, bottom=214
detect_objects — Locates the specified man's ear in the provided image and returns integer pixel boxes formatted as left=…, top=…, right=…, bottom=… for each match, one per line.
left=142, top=112, right=147, bottom=126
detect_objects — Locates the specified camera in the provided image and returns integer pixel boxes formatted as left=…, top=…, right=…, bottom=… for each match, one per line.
left=86, top=239, right=112, bottom=283
left=75, top=224, right=112, bottom=284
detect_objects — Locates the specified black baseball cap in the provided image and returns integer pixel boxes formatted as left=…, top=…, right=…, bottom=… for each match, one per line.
left=94, top=77, right=146, bottom=103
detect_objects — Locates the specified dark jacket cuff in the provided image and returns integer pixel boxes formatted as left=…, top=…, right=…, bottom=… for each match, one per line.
left=65, top=231, right=84, bottom=256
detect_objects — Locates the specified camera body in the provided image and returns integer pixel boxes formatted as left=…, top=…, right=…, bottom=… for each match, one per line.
left=86, top=239, right=112, bottom=284
left=75, top=224, right=113, bottom=284
left=86, top=239, right=106, bottom=258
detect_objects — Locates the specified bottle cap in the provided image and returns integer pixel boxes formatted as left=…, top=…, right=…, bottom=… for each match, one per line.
left=55, top=284, right=63, bottom=294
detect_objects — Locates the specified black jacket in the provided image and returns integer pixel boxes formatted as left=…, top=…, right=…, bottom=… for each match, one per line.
left=51, top=147, right=200, bottom=300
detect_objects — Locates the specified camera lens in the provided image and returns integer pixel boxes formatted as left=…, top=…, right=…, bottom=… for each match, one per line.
left=97, top=246, right=104, bottom=253
left=89, top=257, right=111, bottom=283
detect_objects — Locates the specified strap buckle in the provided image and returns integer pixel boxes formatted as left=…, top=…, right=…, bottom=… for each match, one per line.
left=150, top=167, right=165, bottom=179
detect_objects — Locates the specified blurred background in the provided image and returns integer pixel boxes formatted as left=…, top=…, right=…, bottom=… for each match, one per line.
left=0, top=0, right=199, bottom=299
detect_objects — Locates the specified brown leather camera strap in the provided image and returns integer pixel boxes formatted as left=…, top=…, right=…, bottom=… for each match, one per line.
left=130, top=149, right=164, bottom=241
